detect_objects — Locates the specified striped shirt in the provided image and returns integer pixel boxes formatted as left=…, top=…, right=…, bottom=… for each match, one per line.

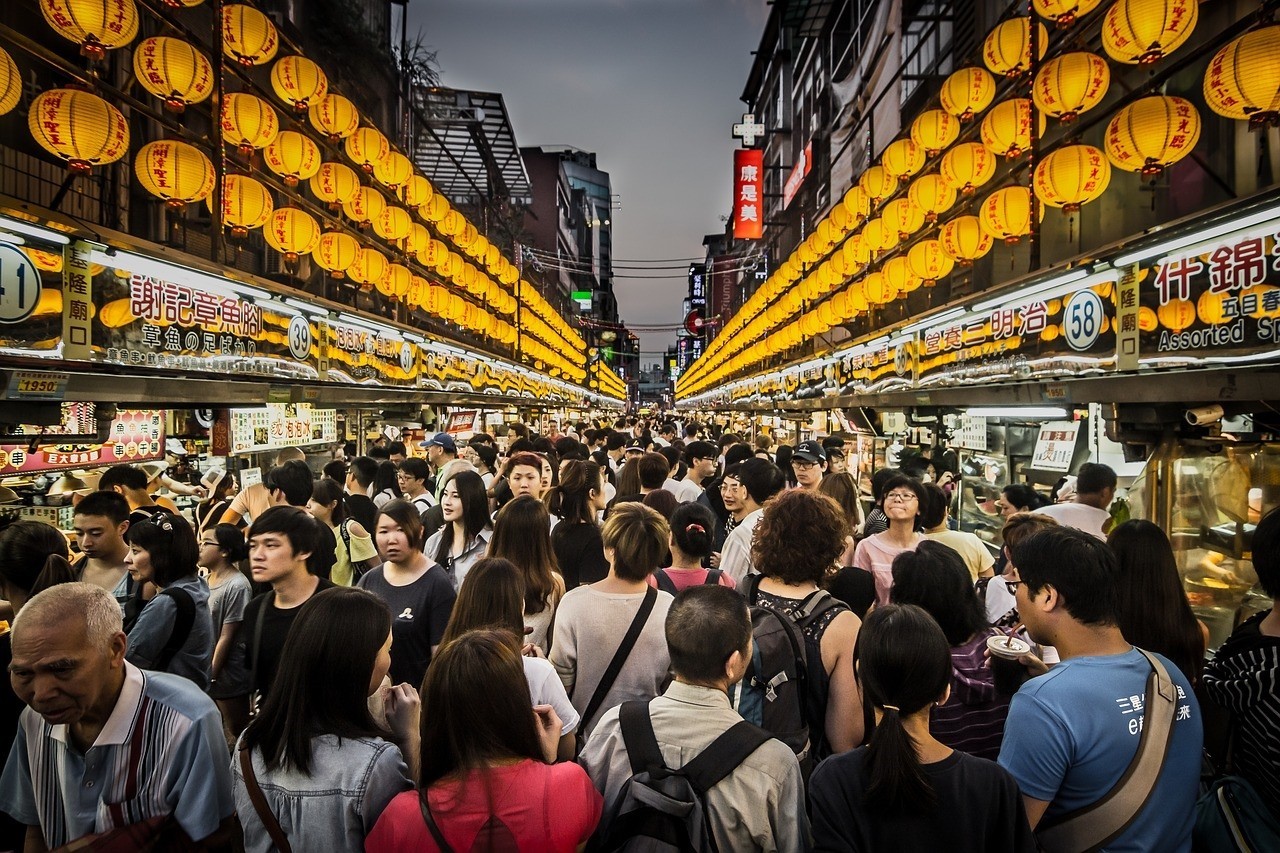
left=931, top=630, right=1012, bottom=761
left=0, top=662, right=234, bottom=848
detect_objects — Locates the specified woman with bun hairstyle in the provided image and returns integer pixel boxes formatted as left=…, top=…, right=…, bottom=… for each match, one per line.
left=809, top=604, right=1036, bottom=852
left=200, top=523, right=253, bottom=744
left=648, top=502, right=736, bottom=593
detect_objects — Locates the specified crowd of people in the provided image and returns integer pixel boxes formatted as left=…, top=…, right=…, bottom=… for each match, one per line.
left=0, top=416, right=1274, bottom=851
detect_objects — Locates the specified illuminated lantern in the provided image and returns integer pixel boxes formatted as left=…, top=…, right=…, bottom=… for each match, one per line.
left=0, top=47, right=19, bottom=117
left=981, top=99, right=1045, bottom=158
left=841, top=185, right=870, bottom=226
left=814, top=220, right=835, bottom=250
left=939, top=142, right=996, bottom=195
left=418, top=238, right=448, bottom=269
left=859, top=166, right=897, bottom=206
left=348, top=247, right=388, bottom=291
left=862, top=217, right=899, bottom=256
left=419, top=193, right=449, bottom=223
left=1102, top=0, right=1197, bottom=65
left=264, top=130, right=321, bottom=187
left=830, top=202, right=854, bottom=236
left=373, top=205, right=411, bottom=241
left=264, top=208, right=321, bottom=262
left=1033, top=52, right=1110, bottom=122
left=270, top=55, right=327, bottom=112
left=220, top=92, right=278, bottom=156
left=40, top=0, right=138, bottom=59
left=343, top=186, right=385, bottom=229
left=1136, top=306, right=1158, bottom=331
left=308, top=161, right=359, bottom=210
left=308, top=93, right=359, bottom=142
left=404, top=222, right=430, bottom=256
left=885, top=197, right=925, bottom=240
left=1105, top=96, right=1200, bottom=176
left=939, top=67, right=996, bottom=121
left=983, top=17, right=1049, bottom=77
left=882, top=139, right=926, bottom=182
left=28, top=89, right=128, bottom=174
left=400, top=174, right=433, bottom=208
left=345, top=126, right=390, bottom=173
left=221, top=5, right=278, bottom=67
left=979, top=186, right=1035, bottom=244
left=864, top=271, right=894, bottom=305
left=884, top=257, right=921, bottom=296
left=908, top=239, right=955, bottom=286
left=910, top=109, right=959, bottom=157
left=841, top=234, right=869, bottom=269
left=407, top=274, right=427, bottom=309
left=455, top=221, right=480, bottom=250
left=24, top=248, right=63, bottom=273
left=314, top=231, right=360, bottom=278
left=439, top=209, right=466, bottom=237
left=1033, top=0, right=1101, bottom=27
left=907, top=173, right=956, bottom=223
left=378, top=263, right=411, bottom=301
left=207, top=174, right=273, bottom=238
left=1204, top=26, right=1280, bottom=130
left=1034, top=144, right=1110, bottom=212
left=133, top=37, right=213, bottom=113
left=134, top=140, right=215, bottom=208
left=1157, top=298, right=1195, bottom=331
left=939, top=215, right=994, bottom=265
left=374, top=151, right=414, bottom=191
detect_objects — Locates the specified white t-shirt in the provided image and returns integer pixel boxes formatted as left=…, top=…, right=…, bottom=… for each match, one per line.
left=1034, top=503, right=1111, bottom=540
left=719, top=508, right=764, bottom=587
left=662, top=478, right=684, bottom=496
left=670, top=478, right=703, bottom=503
left=523, top=655, right=581, bottom=735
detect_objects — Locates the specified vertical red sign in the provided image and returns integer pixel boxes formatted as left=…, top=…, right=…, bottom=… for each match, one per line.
left=732, top=149, right=764, bottom=240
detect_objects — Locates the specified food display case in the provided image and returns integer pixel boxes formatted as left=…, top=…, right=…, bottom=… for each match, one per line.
left=955, top=422, right=1046, bottom=549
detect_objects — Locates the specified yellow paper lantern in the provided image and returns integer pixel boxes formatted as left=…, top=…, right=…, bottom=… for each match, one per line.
left=270, top=55, right=328, bottom=112
left=862, top=218, right=899, bottom=256
left=221, top=4, right=278, bottom=67
left=419, top=238, right=449, bottom=269
left=0, top=47, right=19, bottom=117
left=28, top=89, right=129, bottom=174
left=404, top=222, right=430, bottom=256
left=263, top=130, right=321, bottom=187
left=308, top=93, right=360, bottom=142
left=455, top=221, right=480, bottom=250
left=1102, top=0, right=1197, bottom=65
left=884, top=197, right=925, bottom=240
left=864, top=271, right=894, bottom=305
left=308, top=161, right=360, bottom=210
left=907, top=173, right=957, bottom=223
left=840, top=185, right=870, bottom=226
left=220, top=92, right=278, bottom=156
left=979, top=186, right=1035, bottom=244
left=1033, top=0, right=1101, bottom=28
left=981, top=99, right=1045, bottom=159
left=1034, top=52, right=1110, bottom=122
left=378, top=263, right=411, bottom=301
left=407, top=274, right=428, bottom=309
left=1136, top=306, right=1158, bottom=331
left=1105, top=96, right=1200, bottom=176
left=1034, top=144, right=1111, bottom=212
left=1204, top=26, right=1280, bottom=130
left=884, top=256, right=921, bottom=297
left=348, top=247, right=388, bottom=291
left=830, top=203, right=854, bottom=236
left=841, top=234, right=870, bottom=269
left=983, top=17, right=1049, bottom=77
left=1157, top=298, right=1195, bottom=331
left=882, top=139, right=926, bottom=182
left=439, top=209, right=466, bottom=237
left=940, top=142, right=996, bottom=196
left=133, top=37, right=213, bottom=113
left=314, top=232, right=360, bottom=278
left=939, top=67, right=996, bottom=121
left=419, top=193, right=450, bottom=223
left=207, top=174, right=273, bottom=238
left=908, top=239, right=955, bottom=286
left=40, top=0, right=138, bottom=59
left=343, top=186, right=386, bottom=229
left=373, top=151, right=414, bottom=192
left=939, top=215, right=994, bottom=265
left=859, top=166, right=897, bottom=206
left=910, top=109, right=959, bottom=157
left=373, top=205, right=412, bottom=241
left=264, top=208, right=322, bottom=262
left=134, top=140, right=215, bottom=208
left=345, top=126, right=389, bottom=173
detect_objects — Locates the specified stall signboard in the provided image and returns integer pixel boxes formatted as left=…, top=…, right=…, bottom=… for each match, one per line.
left=0, top=404, right=164, bottom=475
left=445, top=409, right=478, bottom=436
left=325, top=322, right=418, bottom=386
left=1030, top=421, right=1081, bottom=472
left=229, top=404, right=337, bottom=454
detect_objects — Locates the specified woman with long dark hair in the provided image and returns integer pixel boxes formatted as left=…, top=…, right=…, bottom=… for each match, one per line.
left=820, top=472, right=865, bottom=566
left=372, top=460, right=403, bottom=509
left=550, top=460, right=610, bottom=591
left=199, top=523, right=253, bottom=745
left=488, top=496, right=563, bottom=654
left=810, top=604, right=1036, bottom=852
left=365, top=630, right=601, bottom=851
left=1107, top=519, right=1207, bottom=683
left=233, top=587, right=418, bottom=852
left=423, top=470, right=491, bottom=591
left=308, top=477, right=378, bottom=587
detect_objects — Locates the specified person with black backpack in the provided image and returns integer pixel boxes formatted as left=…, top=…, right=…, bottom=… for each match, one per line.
left=648, top=502, right=736, bottom=594
left=581, top=585, right=806, bottom=852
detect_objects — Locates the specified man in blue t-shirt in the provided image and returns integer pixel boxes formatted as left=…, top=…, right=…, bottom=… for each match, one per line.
left=998, top=526, right=1202, bottom=853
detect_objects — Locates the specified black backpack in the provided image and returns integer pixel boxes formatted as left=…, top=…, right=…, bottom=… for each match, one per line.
left=652, top=568, right=722, bottom=596
left=736, top=574, right=845, bottom=768
left=589, top=700, right=772, bottom=853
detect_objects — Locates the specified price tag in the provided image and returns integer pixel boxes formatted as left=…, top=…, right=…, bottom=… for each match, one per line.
left=6, top=370, right=69, bottom=400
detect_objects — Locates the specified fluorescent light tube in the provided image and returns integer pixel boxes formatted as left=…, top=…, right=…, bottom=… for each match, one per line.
left=1112, top=204, right=1280, bottom=267
left=965, top=407, right=1068, bottom=419
left=0, top=216, right=70, bottom=245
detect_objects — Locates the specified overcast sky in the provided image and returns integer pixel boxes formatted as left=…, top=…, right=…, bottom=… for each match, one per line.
left=408, top=0, right=769, bottom=366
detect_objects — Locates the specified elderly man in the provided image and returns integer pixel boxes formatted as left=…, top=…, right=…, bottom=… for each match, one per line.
left=0, top=583, right=234, bottom=850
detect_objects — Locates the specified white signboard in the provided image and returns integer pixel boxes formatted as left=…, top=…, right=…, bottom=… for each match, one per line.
left=1031, top=420, right=1081, bottom=472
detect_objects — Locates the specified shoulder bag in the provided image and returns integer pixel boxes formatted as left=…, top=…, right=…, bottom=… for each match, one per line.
left=574, top=585, right=658, bottom=754
left=239, top=746, right=292, bottom=853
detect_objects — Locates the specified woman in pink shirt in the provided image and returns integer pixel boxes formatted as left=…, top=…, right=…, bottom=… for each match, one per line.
left=853, top=475, right=926, bottom=604
left=647, top=502, right=736, bottom=594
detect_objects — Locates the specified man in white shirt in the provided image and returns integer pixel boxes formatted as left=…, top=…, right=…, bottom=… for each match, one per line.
left=671, top=440, right=717, bottom=503
left=718, top=459, right=786, bottom=587
left=1034, top=462, right=1116, bottom=541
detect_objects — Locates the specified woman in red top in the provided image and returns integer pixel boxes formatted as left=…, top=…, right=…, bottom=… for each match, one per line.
left=365, top=629, right=602, bottom=852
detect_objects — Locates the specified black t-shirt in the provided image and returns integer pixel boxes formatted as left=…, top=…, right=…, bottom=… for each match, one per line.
left=357, top=565, right=455, bottom=689
left=241, top=578, right=336, bottom=698
left=552, top=521, right=610, bottom=591
left=809, top=747, right=1037, bottom=853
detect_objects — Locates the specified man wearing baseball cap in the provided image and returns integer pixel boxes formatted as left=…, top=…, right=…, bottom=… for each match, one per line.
left=791, top=440, right=828, bottom=491
left=419, top=433, right=457, bottom=501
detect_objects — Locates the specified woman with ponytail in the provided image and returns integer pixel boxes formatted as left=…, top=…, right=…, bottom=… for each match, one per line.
left=648, top=502, right=736, bottom=593
left=809, top=604, right=1035, bottom=852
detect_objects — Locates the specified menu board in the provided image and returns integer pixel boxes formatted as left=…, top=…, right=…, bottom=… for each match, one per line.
left=229, top=404, right=338, bottom=455
left=0, top=404, right=165, bottom=475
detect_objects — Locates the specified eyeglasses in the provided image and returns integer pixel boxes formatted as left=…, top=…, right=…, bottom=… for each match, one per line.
left=792, top=460, right=820, bottom=470
left=1005, top=579, right=1025, bottom=595
left=885, top=492, right=918, bottom=502
left=199, top=540, right=220, bottom=548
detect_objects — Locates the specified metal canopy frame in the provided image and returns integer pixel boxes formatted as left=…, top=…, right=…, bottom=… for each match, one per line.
left=410, top=87, right=533, bottom=205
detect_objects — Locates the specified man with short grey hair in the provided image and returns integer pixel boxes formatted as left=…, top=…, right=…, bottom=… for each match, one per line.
left=0, top=583, right=234, bottom=849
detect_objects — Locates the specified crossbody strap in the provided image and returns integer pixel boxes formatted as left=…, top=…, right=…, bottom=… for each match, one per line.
left=239, top=747, right=292, bottom=853
left=619, top=700, right=664, bottom=775
left=577, top=586, right=658, bottom=734
left=681, top=721, right=773, bottom=795
left=152, top=587, right=196, bottom=673
left=1036, top=649, right=1178, bottom=853
left=418, top=790, right=455, bottom=853
left=653, top=569, right=679, bottom=596
left=249, top=596, right=270, bottom=696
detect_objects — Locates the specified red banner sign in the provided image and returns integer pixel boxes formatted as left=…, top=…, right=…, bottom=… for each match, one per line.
left=732, top=149, right=764, bottom=240
left=783, top=141, right=812, bottom=209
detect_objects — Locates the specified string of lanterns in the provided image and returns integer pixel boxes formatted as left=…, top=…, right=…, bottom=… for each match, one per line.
left=680, top=3, right=1277, bottom=399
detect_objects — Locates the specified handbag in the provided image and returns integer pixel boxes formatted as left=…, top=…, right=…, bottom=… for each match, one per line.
left=338, top=519, right=377, bottom=581
left=238, top=746, right=292, bottom=853
left=1035, top=649, right=1178, bottom=853
left=418, top=790, right=455, bottom=853
left=1194, top=726, right=1280, bottom=851
left=574, top=586, right=658, bottom=755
